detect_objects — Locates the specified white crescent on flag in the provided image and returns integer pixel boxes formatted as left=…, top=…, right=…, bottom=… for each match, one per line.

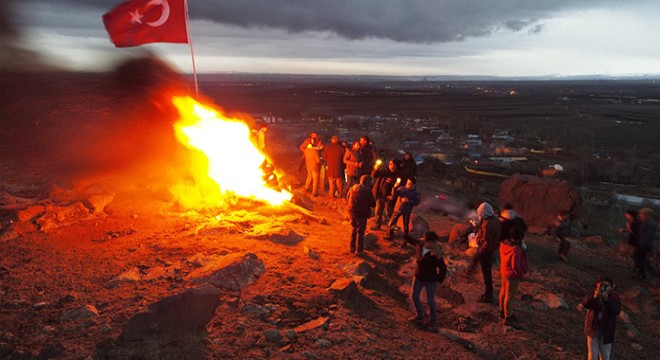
left=147, top=0, right=171, bottom=27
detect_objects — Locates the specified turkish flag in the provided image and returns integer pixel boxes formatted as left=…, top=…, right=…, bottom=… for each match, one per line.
left=103, top=0, right=188, bottom=47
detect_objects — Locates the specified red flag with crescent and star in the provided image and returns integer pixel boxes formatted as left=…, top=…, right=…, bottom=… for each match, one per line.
left=103, top=0, right=188, bottom=47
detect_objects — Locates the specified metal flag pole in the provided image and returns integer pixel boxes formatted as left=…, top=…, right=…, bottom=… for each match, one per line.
left=184, top=0, right=199, bottom=96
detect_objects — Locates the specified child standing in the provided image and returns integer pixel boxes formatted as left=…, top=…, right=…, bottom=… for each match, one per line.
left=407, top=231, right=447, bottom=331
left=499, top=227, right=528, bottom=326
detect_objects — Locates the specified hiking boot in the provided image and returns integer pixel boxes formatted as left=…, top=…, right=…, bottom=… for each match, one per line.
left=407, top=316, right=424, bottom=325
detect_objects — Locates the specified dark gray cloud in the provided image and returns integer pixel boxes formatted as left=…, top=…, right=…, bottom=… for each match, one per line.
left=23, top=0, right=630, bottom=43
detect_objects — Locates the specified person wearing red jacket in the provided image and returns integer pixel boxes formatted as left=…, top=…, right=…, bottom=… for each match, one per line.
left=499, top=226, right=528, bottom=325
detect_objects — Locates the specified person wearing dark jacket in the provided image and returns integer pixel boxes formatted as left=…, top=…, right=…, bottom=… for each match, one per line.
left=635, top=208, right=657, bottom=280
left=406, top=231, right=447, bottom=331
left=581, top=276, right=621, bottom=360
left=323, top=135, right=346, bottom=198
left=499, top=227, right=528, bottom=325
left=467, top=202, right=501, bottom=303
left=399, top=152, right=418, bottom=185
left=370, top=159, right=399, bottom=230
left=358, top=136, right=377, bottom=176
left=347, top=175, right=376, bottom=254
left=385, top=178, right=420, bottom=240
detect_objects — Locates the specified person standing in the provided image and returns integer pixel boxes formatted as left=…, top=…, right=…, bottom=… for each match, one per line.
left=347, top=175, right=376, bottom=254
left=359, top=136, right=377, bottom=176
left=467, top=202, right=501, bottom=303
left=581, top=276, right=621, bottom=360
left=299, top=132, right=323, bottom=197
left=399, top=152, right=418, bottom=185
left=343, top=141, right=363, bottom=197
left=499, top=227, right=528, bottom=326
left=257, top=122, right=268, bottom=153
left=370, top=159, right=399, bottom=230
left=385, top=178, right=420, bottom=241
left=323, top=135, right=346, bottom=198
left=635, top=208, right=657, bottom=280
left=552, top=210, right=571, bottom=262
left=407, top=231, right=447, bottom=332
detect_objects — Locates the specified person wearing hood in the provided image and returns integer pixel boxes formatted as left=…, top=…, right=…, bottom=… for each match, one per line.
left=467, top=202, right=501, bottom=303
left=499, top=203, right=528, bottom=249
left=405, top=231, right=447, bottom=332
left=399, top=152, right=418, bottom=185
left=499, top=227, right=528, bottom=326
left=347, top=175, right=376, bottom=254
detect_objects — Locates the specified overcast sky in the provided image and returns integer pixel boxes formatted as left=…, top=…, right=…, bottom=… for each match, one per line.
left=7, top=0, right=660, bottom=76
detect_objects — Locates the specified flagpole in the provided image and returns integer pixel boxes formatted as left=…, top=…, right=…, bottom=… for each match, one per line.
left=184, top=0, right=199, bottom=96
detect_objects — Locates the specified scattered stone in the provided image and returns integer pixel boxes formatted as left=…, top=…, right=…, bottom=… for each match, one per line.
left=33, top=301, right=48, bottom=309
left=16, top=204, right=45, bottom=222
left=188, top=253, right=265, bottom=291
left=99, top=323, right=112, bottom=333
left=284, top=329, right=297, bottom=341
left=304, top=246, right=320, bottom=260
left=302, top=351, right=319, bottom=359
left=315, top=338, right=332, bottom=348
left=618, top=311, right=640, bottom=340
left=342, top=261, right=373, bottom=277
left=122, top=285, right=222, bottom=341
left=243, top=303, right=271, bottom=319
left=534, top=292, right=568, bottom=309
left=116, top=268, right=141, bottom=282
left=36, top=202, right=93, bottom=231
left=57, top=293, right=78, bottom=305
left=327, top=278, right=358, bottom=300
left=42, top=326, right=57, bottom=334
left=85, top=192, right=115, bottom=215
left=264, top=329, right=282, bottom=343
left=293, top=316, right=330, bottom=334
left=631, top=343, right=643, bottom=351
left=60, top=305, right=99, bottom=322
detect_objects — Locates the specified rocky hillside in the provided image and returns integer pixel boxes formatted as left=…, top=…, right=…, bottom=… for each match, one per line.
left=1, top=68, right=659, bottom=360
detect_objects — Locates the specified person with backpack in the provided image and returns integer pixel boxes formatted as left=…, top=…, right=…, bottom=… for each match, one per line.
left=499, top=227, right=528, bottom=326
left=406, top=231, right=447, bottom=332
left=467, top=202, right=501, bottom=303
left=347, top=175, right=376, bottom=255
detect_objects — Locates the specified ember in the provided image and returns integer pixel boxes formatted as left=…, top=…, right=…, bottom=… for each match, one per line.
left=171, top=96, right=291, bottom=208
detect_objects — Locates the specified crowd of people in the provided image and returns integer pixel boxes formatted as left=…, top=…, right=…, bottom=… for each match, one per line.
left=289, top=130, right=658, bottom=359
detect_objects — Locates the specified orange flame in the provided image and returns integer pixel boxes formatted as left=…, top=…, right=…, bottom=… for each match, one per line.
left=171, top=96, right=291, bottom=207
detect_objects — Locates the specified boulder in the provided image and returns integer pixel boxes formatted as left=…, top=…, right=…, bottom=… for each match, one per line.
left=60, top=305, right=99, bottom=322
left=122, top=285, right=222, bottom=341
left=498, top=174, right=580, bottom=231
left=187, top=253, right=265, bottom=291
left=328, top=278, right=358, bottom=300
left=86, top=192, right=115, bottom=215
left=293, top=316, right=330, bottom=334
left=36, top=202, right=93, bottom=231
left=16, top=204, right=45, bottom=222
left=534, top=292, right=568, bottom=309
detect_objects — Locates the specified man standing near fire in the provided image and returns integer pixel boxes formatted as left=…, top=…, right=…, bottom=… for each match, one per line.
left=347, top=175, right=376, bottom=254
left=323, top=135, right=345, bottom=199
left=299, top=132, right=323, bottom=197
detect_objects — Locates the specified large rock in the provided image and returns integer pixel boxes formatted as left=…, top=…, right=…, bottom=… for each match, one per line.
left=187, top=253, right=265, bottom=291
left=122, top=285, right=222, bottom=341
left=36, top=202, right=93, bottom=231
left=499, top=174, right=580, bottom=231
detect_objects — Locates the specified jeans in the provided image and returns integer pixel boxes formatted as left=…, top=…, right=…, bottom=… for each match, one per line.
left=304, top=168, right=319, bottom=195
left=587, top=333, right=612, bottom=360
left=411, top=277, right=437, bottom=323
left=388, top=211, right=411, bottom=235
left=350, top=215, right=367, bottom=253
left=327, top=176, right=343, bottom=198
